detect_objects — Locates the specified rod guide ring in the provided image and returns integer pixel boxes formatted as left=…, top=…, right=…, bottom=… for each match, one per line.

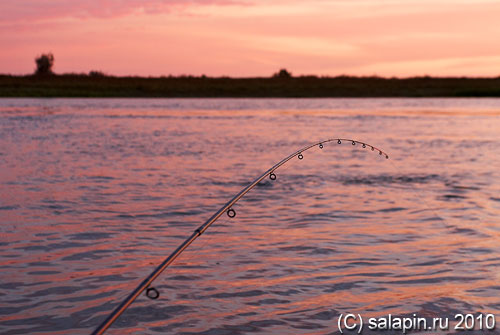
left=227, top=208, right=236, bottom=218
left=146, top=287, right=160, bottom=300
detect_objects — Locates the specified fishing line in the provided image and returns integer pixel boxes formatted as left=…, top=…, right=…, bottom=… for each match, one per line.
left=146, top=207, right=234, bottom=301
left=150, top=154, right=299, bottom=313
left=153, top=155, right=297, bottom=297
left=91, top=138, right=389, bottom=335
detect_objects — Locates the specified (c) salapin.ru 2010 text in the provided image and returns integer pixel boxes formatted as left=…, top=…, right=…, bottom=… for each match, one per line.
left=337, top=313, right=496, bottom=333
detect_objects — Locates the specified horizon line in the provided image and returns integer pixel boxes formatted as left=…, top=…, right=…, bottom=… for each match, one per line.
left=2, top=72, right=500, bottom=80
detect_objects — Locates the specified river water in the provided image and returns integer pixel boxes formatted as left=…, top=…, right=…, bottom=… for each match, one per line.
left=0, top=98, right=499, bottom=334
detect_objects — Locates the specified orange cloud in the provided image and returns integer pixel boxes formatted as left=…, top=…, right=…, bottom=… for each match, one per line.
left=0, top=0, right=246, bottom=22
left=1, top=0, right=499, bottom=77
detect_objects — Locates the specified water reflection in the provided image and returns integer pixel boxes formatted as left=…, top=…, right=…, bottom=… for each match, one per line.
left=0, top=98, right=499, bottom=334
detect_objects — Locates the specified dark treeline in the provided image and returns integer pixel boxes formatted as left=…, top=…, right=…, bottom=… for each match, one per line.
left=1, top=74, right=500, bottom=97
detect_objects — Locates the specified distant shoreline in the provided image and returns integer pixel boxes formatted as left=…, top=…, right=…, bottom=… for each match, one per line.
left=1, top=74, right=500, bottom=97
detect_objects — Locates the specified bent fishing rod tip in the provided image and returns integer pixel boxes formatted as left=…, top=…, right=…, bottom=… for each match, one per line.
left=91, top=137, right=388, bottom=335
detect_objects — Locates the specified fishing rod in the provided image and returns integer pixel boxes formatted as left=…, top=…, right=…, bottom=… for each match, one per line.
left=92, top=138, right=389, bottom=335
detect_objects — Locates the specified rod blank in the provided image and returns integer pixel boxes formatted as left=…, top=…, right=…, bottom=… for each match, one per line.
left=91, top=138, right=388, bottom=335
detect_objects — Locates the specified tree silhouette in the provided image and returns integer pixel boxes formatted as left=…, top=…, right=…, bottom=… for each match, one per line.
left=89, top=70, right=106, bottom=77
left=273, top=68, right=292, bottom=78
left=35, top=53, right=54, bottom=75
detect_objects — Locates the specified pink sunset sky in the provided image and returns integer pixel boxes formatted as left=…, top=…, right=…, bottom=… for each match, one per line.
left=1, top=0, right=500, bottom=77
